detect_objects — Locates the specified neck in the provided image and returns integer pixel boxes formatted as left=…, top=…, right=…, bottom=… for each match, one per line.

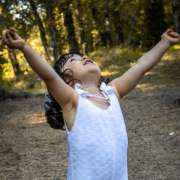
left=77, top=73, right=101, bottom=93
left=81, top=79, right=101, bottom=94
left=82, top=82, right=99, bottom=92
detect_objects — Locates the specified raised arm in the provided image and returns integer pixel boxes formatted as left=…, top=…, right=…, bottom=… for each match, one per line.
left=109, top=29, right=180, bottom=98
left=1, top=28, right=76, bottom=108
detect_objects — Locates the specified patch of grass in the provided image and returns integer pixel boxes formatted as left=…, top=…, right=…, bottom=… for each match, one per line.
left=90, top=45, right=143, bottom=78
left=90, top=45, right=180, bottom=87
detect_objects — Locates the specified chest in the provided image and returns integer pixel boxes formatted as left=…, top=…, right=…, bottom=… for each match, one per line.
left=66, top=95, right=128, bottom=151
left=63, top=95, right=111, bottom=131
left=63, top=85, right=121, bottom=132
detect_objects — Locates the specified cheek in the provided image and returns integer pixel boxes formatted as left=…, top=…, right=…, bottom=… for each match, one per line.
left=69, top=63, right=84, bottom=76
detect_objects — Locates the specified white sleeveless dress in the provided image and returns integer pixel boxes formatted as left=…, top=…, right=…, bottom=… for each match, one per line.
left=63, top=81, right=128, bottom=180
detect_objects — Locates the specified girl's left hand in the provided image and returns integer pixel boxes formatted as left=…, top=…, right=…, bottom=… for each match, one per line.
left=1, top=28, right=26, bottom=50
left=161, top=28, right=180, bottom=45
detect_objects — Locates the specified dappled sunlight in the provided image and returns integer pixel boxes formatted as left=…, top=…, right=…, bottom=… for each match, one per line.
left=172, top=44, right=180, bottom=50
left=136, top=83, right=160, bottom=93
left=91, top=45, right=143, bottom=75
left=26, top=113, right=46, bottom=125
left=162, top=53, right=174, bottom=61
left=16, top=52, right=31, bottom=73
left=26, top=88, right=47, bottom=94
left=27, top=27, right=44, bottom=54
left=14, top=80, right=26, bottom=89
left=101, top=69, right=119, bottom=76
left=2, top=65, right=14, bottom=80
left=162, top=46, right=180, bottom=61
left=0, top=49, right=15, bottom=80
left=95, top=44, right=176, bottom=83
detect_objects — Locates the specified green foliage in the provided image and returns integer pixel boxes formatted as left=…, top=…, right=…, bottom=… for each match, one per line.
left=0, top=52, right=7, bottom=83
left=90, top=45, right=143, bottom=77
left=0, top=0, right=177, bottom=88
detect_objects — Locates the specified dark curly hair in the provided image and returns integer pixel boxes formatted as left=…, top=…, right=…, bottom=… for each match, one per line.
left=43, top=51, right=110, bottom=130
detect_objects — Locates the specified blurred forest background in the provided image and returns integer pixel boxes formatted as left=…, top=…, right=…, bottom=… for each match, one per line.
left=0, top=0, right=180, bottom=93
left=0, top=1, right=180, bottom=179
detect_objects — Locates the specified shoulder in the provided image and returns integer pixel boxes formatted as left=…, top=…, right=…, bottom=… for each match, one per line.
left=107, top=81, right=121, bottom=102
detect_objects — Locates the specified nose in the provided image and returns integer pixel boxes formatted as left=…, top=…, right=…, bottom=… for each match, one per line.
left=81, top=56, right=88, bottom=63
left=82, top=55, right=88, bottom=61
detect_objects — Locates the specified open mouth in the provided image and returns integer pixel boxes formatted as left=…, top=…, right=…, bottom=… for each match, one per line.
left=83, top=59, right=94, bottom=65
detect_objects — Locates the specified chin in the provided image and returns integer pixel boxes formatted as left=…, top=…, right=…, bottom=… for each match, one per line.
left=86, top=65, right=101, bottom=72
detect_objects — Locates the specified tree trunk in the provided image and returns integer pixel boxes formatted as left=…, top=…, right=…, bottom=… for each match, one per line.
left=45, top=2, right=60, bottom=61
left=172, top=0, right=180, bottom=33
left=75, top=0, right=95, bottom=53
left=111, top=8, right=124, bottom=44
left=143, top=0, right=166, bottom=49
left=28, top=0, right=52, bottom=62
left=8, top=48, right=22, bottom=77
left=48, top=26, right=59, bottom=61
left=62, top=3, right=79, bottom=52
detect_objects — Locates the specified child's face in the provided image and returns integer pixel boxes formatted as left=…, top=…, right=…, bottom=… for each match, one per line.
left=62, top=54, right=101, bottom=83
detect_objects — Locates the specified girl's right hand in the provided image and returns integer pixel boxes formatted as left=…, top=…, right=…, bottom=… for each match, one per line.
left=161, top=28, right=180, bottom=45
left=1, top=28, right=26, bottom=50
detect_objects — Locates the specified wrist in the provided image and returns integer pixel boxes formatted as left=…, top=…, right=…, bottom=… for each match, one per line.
left=160, top=37, right=171, bottom=48
left=19, top=42, right=28, bottom=52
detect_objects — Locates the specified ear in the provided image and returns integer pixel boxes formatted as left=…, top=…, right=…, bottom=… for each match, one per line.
left=60, top=70, right=75, bottom=88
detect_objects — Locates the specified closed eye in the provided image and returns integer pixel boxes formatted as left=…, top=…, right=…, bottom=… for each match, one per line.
left=70, top=58, right=75, bottom=62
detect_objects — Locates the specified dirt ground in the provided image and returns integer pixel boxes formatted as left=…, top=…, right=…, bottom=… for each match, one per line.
left=0, top=84, right=180, bottom=180
left=0, top=59, right=180, bottom=180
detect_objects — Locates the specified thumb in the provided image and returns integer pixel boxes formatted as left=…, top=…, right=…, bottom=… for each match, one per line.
left=6, top=31, right=14, bottom=43
left=9, top=29, right=20, bottom=40
left=9, top=28, right=22, bottom=40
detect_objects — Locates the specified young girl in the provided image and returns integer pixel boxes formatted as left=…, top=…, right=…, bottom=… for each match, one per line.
left=1, top=28, right=179, bottom=180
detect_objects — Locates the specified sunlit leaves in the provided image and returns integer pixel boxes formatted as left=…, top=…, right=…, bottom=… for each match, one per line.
left=0, top=0, right=177, bottom=87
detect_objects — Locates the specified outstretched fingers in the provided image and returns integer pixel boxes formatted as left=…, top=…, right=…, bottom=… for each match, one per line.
left=167, top=29, right=179, bottom=38
left=0, top=28, right=15, bottom=47
left=9, top=28, right=20, bottom=40
left=163, top=28, right=180, bottom=44
left=6, top=31, right=13, bottom=42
